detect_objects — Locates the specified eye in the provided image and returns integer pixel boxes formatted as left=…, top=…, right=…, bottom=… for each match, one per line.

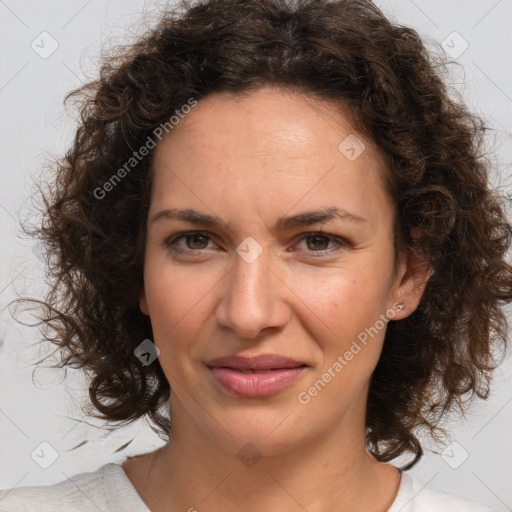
left=294, top=232, right=346, bottom=255
left=166, top=231, right=217, bottom=254
left=165, top=230, right=347, bottom=257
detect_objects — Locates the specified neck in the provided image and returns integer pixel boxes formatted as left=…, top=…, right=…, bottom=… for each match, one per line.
left=123, top=398, right=401, bottom=512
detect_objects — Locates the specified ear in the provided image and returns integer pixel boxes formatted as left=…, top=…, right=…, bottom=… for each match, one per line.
left=138, top=285, right=149, bottom=316
left=388, top=247, right=432, bottom=320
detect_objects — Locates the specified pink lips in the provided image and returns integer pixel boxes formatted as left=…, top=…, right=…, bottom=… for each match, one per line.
left=205, top=354, right=307, bottom=397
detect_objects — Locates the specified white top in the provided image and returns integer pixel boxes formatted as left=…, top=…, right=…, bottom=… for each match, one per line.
left=0, top=463, right=497, bottom=511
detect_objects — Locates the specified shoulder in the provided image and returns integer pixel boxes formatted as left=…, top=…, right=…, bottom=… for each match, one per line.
left=0, top=463, right=119, bottom=512
left=389, top=471, right=498, bottom=512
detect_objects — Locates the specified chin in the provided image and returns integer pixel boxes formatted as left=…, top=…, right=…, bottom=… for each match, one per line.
left=196, top=407, right=313, bottom=460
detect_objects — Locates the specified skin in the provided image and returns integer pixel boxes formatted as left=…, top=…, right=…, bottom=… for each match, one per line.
left=124, top=85, right=430, bottom=512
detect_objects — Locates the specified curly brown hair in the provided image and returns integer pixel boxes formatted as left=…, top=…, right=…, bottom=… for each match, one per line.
left=11, top=0, right=512, bottom=470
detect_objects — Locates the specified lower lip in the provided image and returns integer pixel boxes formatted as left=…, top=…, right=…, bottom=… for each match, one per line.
left=208, top=366, right=307, bottom=397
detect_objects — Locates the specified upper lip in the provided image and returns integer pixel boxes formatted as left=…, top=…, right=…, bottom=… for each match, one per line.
left=205, top=354, right=307, bottom=371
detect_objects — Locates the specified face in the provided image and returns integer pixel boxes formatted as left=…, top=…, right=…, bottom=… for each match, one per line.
left=139, top=86, right=428, bottom=457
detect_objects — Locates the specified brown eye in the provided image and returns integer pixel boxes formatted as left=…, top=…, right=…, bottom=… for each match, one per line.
left=165, top=231, right=215, bottom=253
left=294, top=232, right=346, bottom=256
left=185, top=233, right=210, bottom=249
left=305, top=234, right=330, bottom=251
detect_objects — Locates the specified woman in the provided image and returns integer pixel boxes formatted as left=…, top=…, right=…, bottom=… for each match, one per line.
left=1, top=0, right=510, bottom=510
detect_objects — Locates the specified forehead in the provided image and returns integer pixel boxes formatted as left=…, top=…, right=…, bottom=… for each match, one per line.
left=150, top=86, right=393, bottom=226
left=156, top=86, right=368, bottom=159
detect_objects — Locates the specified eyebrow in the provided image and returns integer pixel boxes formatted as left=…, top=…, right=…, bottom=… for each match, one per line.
left=150, top=206, right=367, bottom=230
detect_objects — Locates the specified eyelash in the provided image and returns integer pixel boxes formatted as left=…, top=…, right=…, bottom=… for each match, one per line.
left=165, top=230, right=347, bottom=257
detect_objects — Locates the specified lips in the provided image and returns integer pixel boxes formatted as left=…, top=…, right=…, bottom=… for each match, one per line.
left=205, top=353, right=308, bottom=397
left=205, top=353, right=307, bottom=371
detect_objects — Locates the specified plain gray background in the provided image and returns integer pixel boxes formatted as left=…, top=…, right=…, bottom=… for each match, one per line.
left=0, top=0, right=511, bottom=510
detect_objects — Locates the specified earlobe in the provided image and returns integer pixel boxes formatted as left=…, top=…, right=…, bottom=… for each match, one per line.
left=391, top=248, right=432, bottom=319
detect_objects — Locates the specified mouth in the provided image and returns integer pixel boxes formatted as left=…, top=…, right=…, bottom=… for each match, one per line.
left=223, top=366, right=307, bottom=374
left=205, top=353, right=308, bottom=397
left=205, top=353, right=307, bottom=371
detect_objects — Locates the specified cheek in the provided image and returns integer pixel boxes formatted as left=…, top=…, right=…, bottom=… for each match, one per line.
left=142, top=267, right=215, bottom=389
left=294, top=271, right=392, bottom=393
left=144, top=253, right=219, bottom=321
left=142, top=263, right=219, bottom=363
left=291, top=271, right=388, bottom=342
left=294, top=274, right=390, bottom=416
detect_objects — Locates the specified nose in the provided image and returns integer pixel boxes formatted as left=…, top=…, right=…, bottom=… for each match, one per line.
left=215, top=249, right=291, bottom=340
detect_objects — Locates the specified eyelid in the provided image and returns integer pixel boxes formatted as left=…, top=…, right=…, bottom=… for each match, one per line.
left=166, top=230, right=220, bottom=251
left=165, top=230, right=347, bottom=256
left=292, top=231, right=347, bottom=254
